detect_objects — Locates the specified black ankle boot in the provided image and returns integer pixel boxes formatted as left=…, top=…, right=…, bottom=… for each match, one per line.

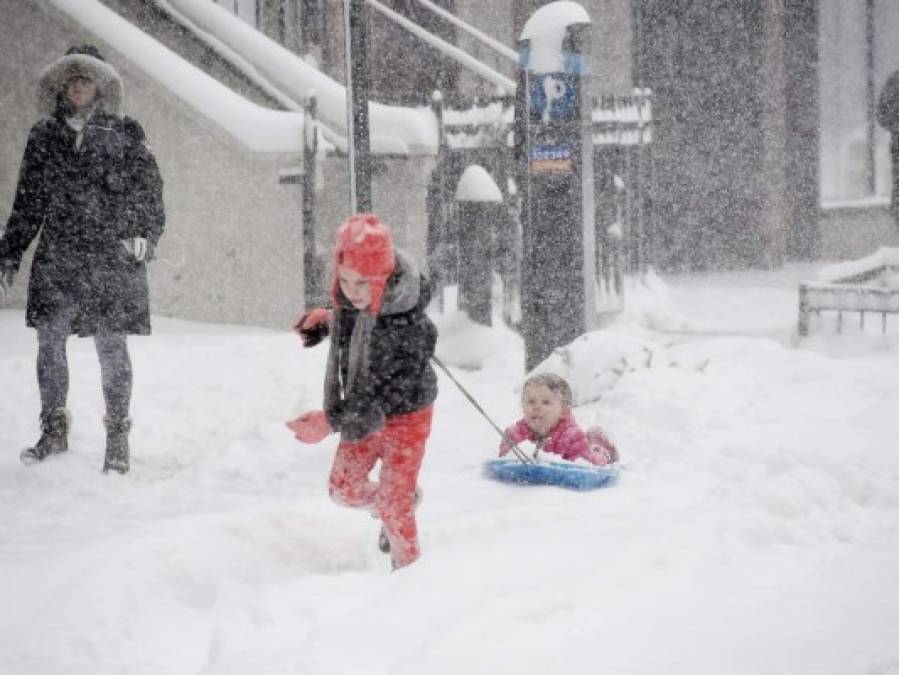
left=103, top=415, right=132, bottom=474
left=20, top=408, right=70, bottom=465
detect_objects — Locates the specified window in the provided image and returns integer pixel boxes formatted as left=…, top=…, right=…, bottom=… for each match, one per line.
left=819, top=0, right=898, bottom=205
left=211, top=0, right=259, bottom=28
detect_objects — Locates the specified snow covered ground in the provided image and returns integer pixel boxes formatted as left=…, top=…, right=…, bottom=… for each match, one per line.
left=2, top=265, right=899, bottom=675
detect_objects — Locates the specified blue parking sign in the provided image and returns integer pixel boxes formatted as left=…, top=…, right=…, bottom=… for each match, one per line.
left=530, top=73, right=577, bottom=122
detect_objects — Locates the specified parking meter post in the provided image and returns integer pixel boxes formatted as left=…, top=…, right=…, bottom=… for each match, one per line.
left=515, top=2, right=597, bottom=371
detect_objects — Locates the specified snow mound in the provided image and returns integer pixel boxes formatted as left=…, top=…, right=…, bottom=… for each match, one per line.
left=433, top=309, right=522, bottom=370
left=529, top=330, right=676, bottom=405
left=612, top=269, right=692, bottom=332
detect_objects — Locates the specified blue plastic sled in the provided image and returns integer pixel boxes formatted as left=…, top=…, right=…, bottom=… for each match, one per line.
left=484, top=458, right=619, bottom=491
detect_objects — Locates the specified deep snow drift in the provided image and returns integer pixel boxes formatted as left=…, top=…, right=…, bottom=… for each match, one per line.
left=1, top=266, right=898, bottom=675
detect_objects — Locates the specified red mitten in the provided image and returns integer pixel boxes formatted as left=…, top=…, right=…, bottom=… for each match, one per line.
left=586, top=427, right=619, bottom=464
left=499, top=420, right=530, bottom=456
left=286, top=410, right=332, bottom=443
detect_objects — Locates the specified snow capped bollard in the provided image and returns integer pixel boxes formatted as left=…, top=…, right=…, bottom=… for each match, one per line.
left=454, top=164, right=504, bottom=326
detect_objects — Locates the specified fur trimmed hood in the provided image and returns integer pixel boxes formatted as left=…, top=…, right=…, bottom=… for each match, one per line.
left=36, top=46, right=123, bottom=117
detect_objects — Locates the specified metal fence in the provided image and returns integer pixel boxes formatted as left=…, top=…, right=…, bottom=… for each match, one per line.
left=427, top=89, right=654, bottom=321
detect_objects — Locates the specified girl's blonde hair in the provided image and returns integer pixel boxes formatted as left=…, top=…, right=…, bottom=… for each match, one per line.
left=522, top=372, right=573, bottom=407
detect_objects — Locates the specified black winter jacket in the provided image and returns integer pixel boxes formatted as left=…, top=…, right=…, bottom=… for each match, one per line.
left=324, top=253, right=439, bottom=442
left=0, top=110, right=164, bottom=335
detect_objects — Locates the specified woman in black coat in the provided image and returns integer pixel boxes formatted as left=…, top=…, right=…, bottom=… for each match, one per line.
left=0, top=44, right=164, bottom=473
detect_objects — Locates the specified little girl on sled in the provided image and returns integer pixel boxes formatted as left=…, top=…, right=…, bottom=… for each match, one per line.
left=500, top=373, right=618, bottom=465
left=287, top=214, right=438, bottom=570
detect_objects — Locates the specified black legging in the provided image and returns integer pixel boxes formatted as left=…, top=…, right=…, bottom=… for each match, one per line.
left=37, top=305, right=132, bottom=419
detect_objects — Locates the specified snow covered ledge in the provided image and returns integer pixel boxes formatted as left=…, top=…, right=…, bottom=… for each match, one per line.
left=154, top=0, right=440, bottom=156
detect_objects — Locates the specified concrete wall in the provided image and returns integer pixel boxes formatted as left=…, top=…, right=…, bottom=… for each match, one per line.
left=819, top=206, right=899, bottom=261
left=575, top=0, right=634, bottom=93
left=0, top=0, right=431, bottom=330
left=313, top=156, right=435, bottom=278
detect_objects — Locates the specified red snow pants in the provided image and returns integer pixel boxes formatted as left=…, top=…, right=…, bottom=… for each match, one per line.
left=328, top=406, right=433, bottom=567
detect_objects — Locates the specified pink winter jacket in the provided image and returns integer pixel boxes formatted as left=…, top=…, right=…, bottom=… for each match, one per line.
left=499, top=415, right=618, bottom=466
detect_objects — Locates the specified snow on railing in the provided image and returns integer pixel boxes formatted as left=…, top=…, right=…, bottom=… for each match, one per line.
left=156, top=0, right=518, bottom=152
left=156, top=0, right=437, bottom=156
left=437, top=89, right=653, bottom=150
left=52, top=0, right=651, bottom=157
left=153, top=0, right=304, bottom=113
left=441, top=96, right=514, bottom=150
left=592, top=91, right=653, bottom=146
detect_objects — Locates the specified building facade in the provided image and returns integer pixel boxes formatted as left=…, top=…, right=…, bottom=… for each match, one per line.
left=232, top=0, right=899, bottom=268
left=2, top=0, right=898, bottom=329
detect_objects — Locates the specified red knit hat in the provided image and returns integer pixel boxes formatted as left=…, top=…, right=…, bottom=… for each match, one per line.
left=332, top=214, right=396, bottom=315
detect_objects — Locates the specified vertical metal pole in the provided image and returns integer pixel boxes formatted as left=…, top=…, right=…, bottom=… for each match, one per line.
left=636, top=90, right=649, bottom=273
left=865, top=0, right=876, bottom=195
left=797, top=283, right=809, bottom=336
left=277, top=0, right=287, bottom=44
left=429, top=90, right=447, bottom=311
left=343, top=0, right=372, bottom=214
left=300, top=0, right=309, bottom=49
left=321, top=0, right=332, bottom=74
left=343, top=0, right=357, bottom=213
left=581, top=62, right=598, bottom=331
left=303, top=95, right=319, bottom=305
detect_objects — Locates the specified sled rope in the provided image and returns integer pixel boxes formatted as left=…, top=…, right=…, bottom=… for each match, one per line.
left=431, top=356, right=532, bottom=464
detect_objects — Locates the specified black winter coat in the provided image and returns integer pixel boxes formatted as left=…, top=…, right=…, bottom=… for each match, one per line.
left=324, top=256, right=439, bottom=442
left=0, top=110, right=165, bottom=335
left=877, top=70, right=899, bottom=220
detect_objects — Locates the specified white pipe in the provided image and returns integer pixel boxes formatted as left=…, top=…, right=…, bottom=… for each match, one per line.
left=410, top=0, right=518, bottom=63
left=365, top=0, right=516, bottom=93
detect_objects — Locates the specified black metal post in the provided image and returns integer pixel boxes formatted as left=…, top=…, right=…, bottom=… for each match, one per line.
left=455, top=165, right=505, bottom=326
left=865, top=0, right=876, bottom=195
left=798, top=283, right=809, bottom=337
left=344, top=0, right=372, bottom=213
left=303, top=95, right=321, bottom=305
left=428, top=90, right=448, bottom=311
left=323, top=1, right=333, bottom=74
